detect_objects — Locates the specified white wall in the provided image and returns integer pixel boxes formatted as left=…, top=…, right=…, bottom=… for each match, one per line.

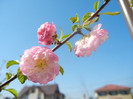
left=28, top=88, right=44, bottom=99
left=0, top=94, right=5, bottom=99
left=28, top=88, right=38, bottom=99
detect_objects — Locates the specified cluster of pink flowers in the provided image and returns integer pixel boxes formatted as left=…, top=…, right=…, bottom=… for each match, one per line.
left=37, top=22, right=56, bottom=46
left=20, top=46, right=60, bottom=84
left=20, top=22, right=108, bottom=84
left=74, top=24, right=108, bottom=57
left=20, top=22, right=60, bottom=84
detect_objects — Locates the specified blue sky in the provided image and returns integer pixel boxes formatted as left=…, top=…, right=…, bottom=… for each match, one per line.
left=0, top=0, right=133, bottom=99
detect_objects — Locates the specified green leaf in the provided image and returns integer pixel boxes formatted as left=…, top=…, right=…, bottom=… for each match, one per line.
left=6, top=60, right=19, bottom=69
left=5, top=89, right=18, bottom=98
left=6, top=73, right=12, bottom=80
left=72, top=24, right=78, bottom=32
left=104, top=0, right=107, bottom=2
left=69, top=17, right=77, bottom=23
left=59, top=26, right=64, bottom=41
left=17, top=67, right=27, bottom=84
left=99, top=12, right=120, bottom=16
left=95, top=16, right=99, bottom=22
left=59, top=65, right=64, bottom=75
left=59, top=26, right=71, bottom=41
left=83, top=26, right=91, bottom=31
left=76, top=14, right=79, bottom=23
left=84, top=17, right=99, bottom=26
left=82, top=12, right=94, bottom=22
left=131, top=0, right=133, bottom=7
left=2, top=73, right=13, bottom=89
left=69, top=14, right=80, bottom=24
left=62, top=34, right=71, bottom=40
left=94, top=1, right=99, bottom=11
left=65, top=41, right=72, bottom=52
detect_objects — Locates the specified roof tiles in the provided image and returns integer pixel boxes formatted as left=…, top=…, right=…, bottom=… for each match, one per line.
left=96, top=84, right=131, bottom=92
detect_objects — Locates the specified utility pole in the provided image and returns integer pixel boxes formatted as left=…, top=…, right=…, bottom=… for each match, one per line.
left=118, top=0, right=133, bottom=39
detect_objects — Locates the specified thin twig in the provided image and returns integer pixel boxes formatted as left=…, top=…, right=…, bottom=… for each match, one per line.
left=0, top=0, right=111, bottom=90
left=52, top=29, right=79, bottom=52
left=0, top=75, right=17, bottom=91
left=83, top=0, right=111, bottom=26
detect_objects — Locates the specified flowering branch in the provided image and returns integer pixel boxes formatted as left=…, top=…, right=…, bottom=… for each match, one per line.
left=0, top=0, right=111, bottom=91
left=52, top=29, right=81, bottom=51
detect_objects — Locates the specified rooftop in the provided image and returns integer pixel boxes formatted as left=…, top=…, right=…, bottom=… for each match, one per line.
left=19, top=84, right=62, bottom=97
left=96, top=84, right=131, bottom=92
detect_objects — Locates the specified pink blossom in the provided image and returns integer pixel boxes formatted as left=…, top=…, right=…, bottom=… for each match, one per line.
left=74, top=24, right=108, bottom=57
left=38, top=22, right=56, bottom=46
left=20, top=46, right=60, bottom=84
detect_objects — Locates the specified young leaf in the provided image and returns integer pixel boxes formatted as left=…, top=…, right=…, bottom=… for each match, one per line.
left=99, top=12, right=120, bottom=16
left=65, top=41, right=72, bottom=52
left=82, top=12, right=94, bottom=22
left=69, top=17, right=77, bottom=23
left=6, top=73, right=12, bottom=80
left=69, top=14, right=80, bottom=24
left=6, top=60, right=19, bottom=69
left=94, top=1, right=99, bottom=11
left=83, top=26, right=91, bottom=31
left=72, top=24, right=78, bottom=32
left=62, top=34, right=71, bottom=40
left=131, top=0, right=133, bottom=7
left=5, top=89, right=18, bottom=98
left=95, top=16, right=99, bottom=22
left=2, top=73, right=13, bottom=88
left=59, top=26, right=64, bottom=41
left=59, top=65, right=64, bottom=75
left=17, top=67, right=27, bottom=84
left=84, top=17, right=99, bottom=26
left=76, top=14, right=79, bottom=23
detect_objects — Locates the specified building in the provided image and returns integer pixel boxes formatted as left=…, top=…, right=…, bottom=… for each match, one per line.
left=18, top=84, right=65, bottom=99
left=0, top=94, right=15, bottom=99
left=0, top=94, right=5, bottom=99
left=95, top=84, right=132, bottom=99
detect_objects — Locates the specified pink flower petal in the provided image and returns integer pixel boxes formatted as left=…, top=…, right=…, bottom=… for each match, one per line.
left=37, top=22, right=56, bottom=46
left=74, top=24, right=109, bottom=57
left=93, top=23, right=102, bottom=30
left=20, top=46, right=60, bottom=84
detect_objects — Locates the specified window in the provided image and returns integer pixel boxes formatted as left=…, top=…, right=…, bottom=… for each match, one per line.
left=24, top=94, right=28, bottom=99
left=98, top=92, right=107, bottom=96
left=119, top=90, right=129, bottom=95
left=51, top=95, right=54, bottom=99
left=109, top=91, right=118, bottom=95
left=55, top=94, right=58, bottom=99
left=31, top=89, right=35, bottom=93
left=5, top=98, right=10, bottom=99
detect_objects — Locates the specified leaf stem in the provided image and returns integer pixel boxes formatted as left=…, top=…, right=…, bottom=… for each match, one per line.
left=0, top=0, right=111, bottom=91
left=78, top=30, right=85, bottom=36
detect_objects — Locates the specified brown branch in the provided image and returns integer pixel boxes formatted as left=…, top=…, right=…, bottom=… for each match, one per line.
left=52, top=29, right=79, bottom=51
left=83, top=0, right=111, bottom=26
left=0, top=0, right=111, bottom=91
left=0, top=75, right=17, bottom=91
